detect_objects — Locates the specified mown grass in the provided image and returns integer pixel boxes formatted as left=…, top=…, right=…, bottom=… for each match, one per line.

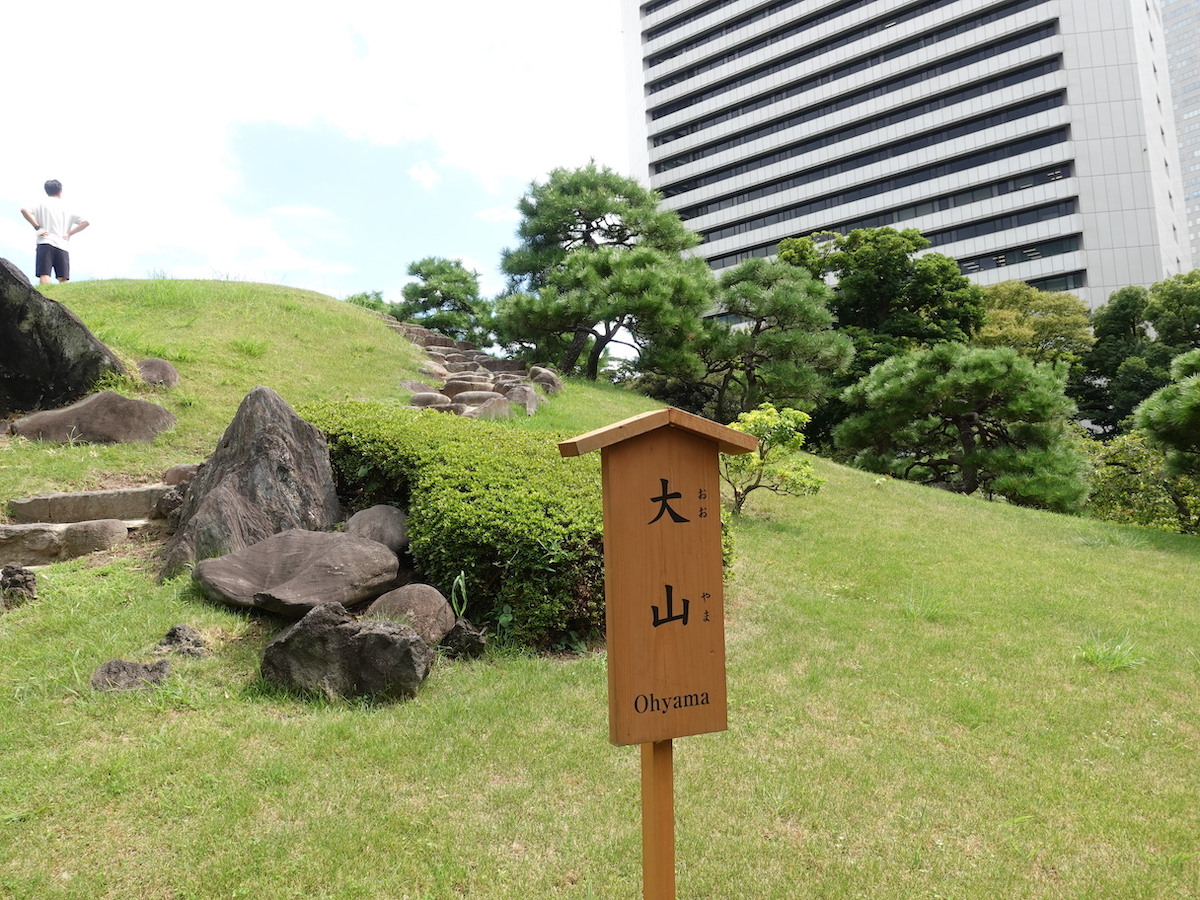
left=0, top=280, right=424, bottom=502
left=1, top=280, right=1198, bottom=898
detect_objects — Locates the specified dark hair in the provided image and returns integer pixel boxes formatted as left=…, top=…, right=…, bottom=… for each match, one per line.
left=44, top=179, right=62, bottom=196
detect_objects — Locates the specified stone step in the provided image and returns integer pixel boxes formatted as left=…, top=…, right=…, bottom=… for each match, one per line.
left=0, top=519, right=135, bottom=568
left=8, top=484, right=169, bottom=525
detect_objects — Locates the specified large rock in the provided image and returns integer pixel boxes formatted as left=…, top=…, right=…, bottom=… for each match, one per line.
left=191, top=529, right=399, bottom=617
left=363, top=583, right=456, bottom=646
left=344, top=504, right=409, bottom=553
left=261, top=602, right=433, bottom=700
left=160, top=386, right=341, bottom=578
left=11, top=391, right=176, bottom=444
left=0, top=258, right=129, bottom=416
left=137, top=358, right=181, bottom=387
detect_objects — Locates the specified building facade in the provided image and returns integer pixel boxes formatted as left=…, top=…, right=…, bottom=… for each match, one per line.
left=1164, top=0, right=1200, bottom=263
left=622, top=0, right=1191, bottom=309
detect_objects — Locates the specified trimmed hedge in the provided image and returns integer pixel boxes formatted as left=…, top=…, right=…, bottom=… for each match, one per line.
left=301, top=401, right=604, bottom=645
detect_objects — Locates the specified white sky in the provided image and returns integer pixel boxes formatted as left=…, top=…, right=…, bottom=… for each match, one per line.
left=1, top=1, right=631, bottom=300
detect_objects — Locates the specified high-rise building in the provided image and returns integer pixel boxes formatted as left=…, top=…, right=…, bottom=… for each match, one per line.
left=622, top=0, right=1191, bottom=308
left=1164, top=0, right=1200, bottom=263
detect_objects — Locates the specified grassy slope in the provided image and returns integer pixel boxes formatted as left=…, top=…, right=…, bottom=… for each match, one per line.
left=0, top=281, right=1197, bottom=899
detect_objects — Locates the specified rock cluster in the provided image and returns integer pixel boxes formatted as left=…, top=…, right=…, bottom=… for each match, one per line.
left=159, top=386, right=342, bottom=579
left=387, top=321, right=564, bottom=418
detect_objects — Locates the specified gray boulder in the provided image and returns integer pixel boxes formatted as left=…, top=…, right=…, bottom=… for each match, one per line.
left=11, top=391, right=176, bottom=443
left=138, top=358, right=181, bottom=387
left=363, top=583, right=456, bottom=646
left=454, top=390, right=506, bottom=406
left=344, top=504, right=409, bottom=553
left=530, top=366, right=565, bottom=395
left=501, top=384, right=546, bottom=416
left=463, top=397, right=512, bottom=420
left=163, top=464, right=200, bottom=486
left=91, top=658, right=171, bottom=691
left=160, top=386, right=341, bottom=579
left=0, top=257, right=129, bottom=416
left=261, top=602, right=433, bottom=701
left=192, top=529, right=399, bottom=617
left=409, top=392, right=451, bottom=408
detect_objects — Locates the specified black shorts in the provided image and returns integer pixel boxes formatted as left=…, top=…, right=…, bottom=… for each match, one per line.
left=35, top=244, right=70, bottom=280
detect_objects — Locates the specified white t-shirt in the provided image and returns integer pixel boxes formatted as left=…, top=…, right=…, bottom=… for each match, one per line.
left=29, top=196, right=87, bottom=251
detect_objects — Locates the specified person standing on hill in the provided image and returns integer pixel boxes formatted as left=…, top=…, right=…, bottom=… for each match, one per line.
left=20, top=179, right=89, bottom=284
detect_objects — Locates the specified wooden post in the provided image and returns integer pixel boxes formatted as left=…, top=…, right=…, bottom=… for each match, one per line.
left=559, top=408, right=758, bottom=900
left=642, top=739, right=675, bottom=900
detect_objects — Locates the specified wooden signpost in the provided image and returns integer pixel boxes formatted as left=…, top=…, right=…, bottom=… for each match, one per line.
left=560, top=407, right=758, bottom=900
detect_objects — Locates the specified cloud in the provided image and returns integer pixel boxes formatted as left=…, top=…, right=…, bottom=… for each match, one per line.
left=407, top=161, right=441, bottom=191
left=0, top=1, right=629, bottom=297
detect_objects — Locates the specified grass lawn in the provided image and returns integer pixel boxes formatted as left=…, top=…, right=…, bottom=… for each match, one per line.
left=1, top=281, right=1197, bottom=898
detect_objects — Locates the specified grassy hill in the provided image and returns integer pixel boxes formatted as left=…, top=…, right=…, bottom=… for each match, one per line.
left=0, top=281, right=1197, bottom=899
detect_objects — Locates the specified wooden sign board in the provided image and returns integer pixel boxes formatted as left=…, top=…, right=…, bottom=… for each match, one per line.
left=560, top=408, right=758, bottom=746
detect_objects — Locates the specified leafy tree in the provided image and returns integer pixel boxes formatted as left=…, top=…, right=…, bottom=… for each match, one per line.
left=720, top=403, right=823, bottom=515
left=1134, top=348, right=1200, bottom=476
left=1084, top=429, right=1200, bottom=533
left=778, top=227, right=985, bottom=444
left=835, top=343, right=1089, bottom=512
left=1144, top=269, right=1200, bottom=350
left=394, top=257, right=491, bottom=343
left=500, top=161, right=699, bottom=293
left=1076, top=285, right=1175, bottom=434
left=494, top=245, right=713, bottom=381
left=973, top=280, right=1094, bottom=365
left=700, top=258, right=853, bottom=421
left=779, top=227, right=984, bottom=372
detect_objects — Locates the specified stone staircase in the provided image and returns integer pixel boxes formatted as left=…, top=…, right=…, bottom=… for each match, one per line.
left=1, top=484, right=170, bottom=567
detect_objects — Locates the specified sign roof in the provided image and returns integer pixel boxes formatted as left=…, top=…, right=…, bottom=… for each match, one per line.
left=558, top=407, right=758, bottom=458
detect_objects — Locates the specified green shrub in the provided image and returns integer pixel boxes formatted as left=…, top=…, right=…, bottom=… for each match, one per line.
left=301, top=401, right=605, bottom=645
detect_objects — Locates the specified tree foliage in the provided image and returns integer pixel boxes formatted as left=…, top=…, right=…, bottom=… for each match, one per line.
left=779, top=227, right=984, bottom=372
left=494, top=246, right=713, bottom=380
left=703, top=258, right=853, bottom=421
left=720, top=403, right=823, bottom=515
left=640, top=258, right=853, bottom=421
left=1084, top=429, right=1200, bottom=533
left=500, top=161, right=699, bottom=293
left=835, top=343, right=1089, bottom=512
left=1133, top=348, right=1200, bottom=477
left=393, top=257, right=491, bottom=343
left=778, top=227, right=986, bottom=444
left=973, top=280, right=1094, bottom=364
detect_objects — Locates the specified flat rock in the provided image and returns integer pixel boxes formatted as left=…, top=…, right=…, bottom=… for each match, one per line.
left=409, top=392, right=451, bottom=408
left=0, top=519, right=127, bottom=566
left=192, top=529, right=399, bottom=618
left=8, top=484, right=170, bottom=524
left=12, top=391, right=176, bottom=443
